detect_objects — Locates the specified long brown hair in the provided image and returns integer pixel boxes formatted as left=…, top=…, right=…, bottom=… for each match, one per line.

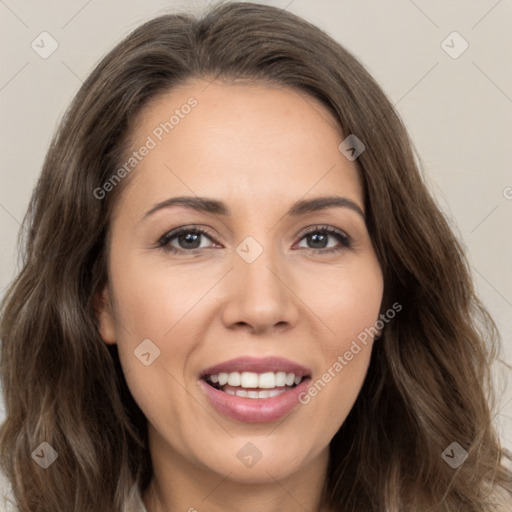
left=1, top=2, right=511, bottom=510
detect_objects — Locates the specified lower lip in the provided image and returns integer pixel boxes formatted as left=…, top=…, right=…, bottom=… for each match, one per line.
left=199, top=378, right=311, bottom=423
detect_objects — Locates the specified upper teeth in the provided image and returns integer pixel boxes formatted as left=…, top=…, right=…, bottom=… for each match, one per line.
left=209, top=371, right=303, bottom=388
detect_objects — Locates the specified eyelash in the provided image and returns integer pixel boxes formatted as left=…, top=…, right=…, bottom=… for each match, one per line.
left=156, top=224, right=352, bottom=256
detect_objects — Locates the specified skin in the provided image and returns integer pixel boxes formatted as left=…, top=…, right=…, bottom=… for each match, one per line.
left=96, top=78, right=384, bottom=512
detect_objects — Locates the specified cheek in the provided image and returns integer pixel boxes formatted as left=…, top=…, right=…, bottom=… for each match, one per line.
left=109, top=246, right=208, bottom=341
left=298, top=256, right=383, bottom=422
left=111, top=272, right=200, bottom=434
left=107, top=250, right=208, bottom=402
left=309, top=255, right=384, bottom=352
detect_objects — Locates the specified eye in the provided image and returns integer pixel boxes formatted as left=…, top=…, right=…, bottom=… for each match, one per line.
left=157, top=226, right=217, bottom=254
left=295, top=226, right=351, bottom=254
left=156, top=225, right=352, bottom=255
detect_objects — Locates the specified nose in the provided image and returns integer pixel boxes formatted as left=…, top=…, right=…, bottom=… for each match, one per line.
left=220, top=242, right=300, bottom=335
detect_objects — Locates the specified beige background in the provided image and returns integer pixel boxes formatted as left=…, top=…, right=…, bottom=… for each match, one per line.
left=0, top=0, right=511, bottom=487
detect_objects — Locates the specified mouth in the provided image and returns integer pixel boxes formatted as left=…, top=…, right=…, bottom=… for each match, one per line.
left=198, top=357, right=312, bottom=423
left=203, top=371, right=306, bottom=398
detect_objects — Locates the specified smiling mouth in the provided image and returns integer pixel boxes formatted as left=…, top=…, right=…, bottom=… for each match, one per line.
left=203, top=371, right=308, bottom=399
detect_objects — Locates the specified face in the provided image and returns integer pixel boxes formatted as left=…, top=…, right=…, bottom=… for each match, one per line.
left=96, top=79, right=384, bottom=483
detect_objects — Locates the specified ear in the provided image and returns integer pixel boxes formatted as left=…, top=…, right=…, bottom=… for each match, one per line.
left=94, top=285, right=117, bottom=345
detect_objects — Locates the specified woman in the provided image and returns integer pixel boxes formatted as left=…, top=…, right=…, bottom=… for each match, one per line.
left=1, top=2, right=511, bottom=511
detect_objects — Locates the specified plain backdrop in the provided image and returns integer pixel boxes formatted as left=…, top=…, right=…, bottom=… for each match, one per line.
left=1, top=0, right=511, bottom=492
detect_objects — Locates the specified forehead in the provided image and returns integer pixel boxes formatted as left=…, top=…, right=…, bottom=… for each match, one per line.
left=114, top=79, right=363, bottom=218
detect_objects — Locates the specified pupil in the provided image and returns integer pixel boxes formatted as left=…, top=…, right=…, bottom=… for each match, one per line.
left=179, top=232, right=200, bottom=249
left=309, top=233, right=327, bottom=249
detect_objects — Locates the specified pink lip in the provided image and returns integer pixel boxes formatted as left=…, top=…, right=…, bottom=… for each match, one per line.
left=199, top=356, right=311, bottom=377
left=199, top=376, right=311, bottom=423
left=198, top=356, right=312, bottom=423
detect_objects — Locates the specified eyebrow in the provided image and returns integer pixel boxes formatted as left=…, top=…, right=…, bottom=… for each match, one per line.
left=141, top=195, right=365, bottom=222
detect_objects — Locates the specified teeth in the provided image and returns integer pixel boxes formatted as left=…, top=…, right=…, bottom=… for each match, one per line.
left=240, top=372, right=259, bottom=388
left=275, top=371, right=287, bottom=387
left=285, top=373, right=295, bottom=386
left=258, top=372, right=275, bottom=388
left=207, top=371, right=304, bottom=389
left=227, top=372, right=241, bottom=386
left=235, top=387, right=289, bottom=399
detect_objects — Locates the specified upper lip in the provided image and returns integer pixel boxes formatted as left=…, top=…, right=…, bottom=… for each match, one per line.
left=199, top=356, right=311, bottom=378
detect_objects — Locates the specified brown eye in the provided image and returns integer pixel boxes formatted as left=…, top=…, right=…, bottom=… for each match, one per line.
left=296, top=226, right=351, bottom=253
left=158, top=227, right=217, bottom=254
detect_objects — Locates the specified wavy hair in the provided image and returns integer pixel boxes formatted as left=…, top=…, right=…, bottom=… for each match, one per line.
left=1, top=2, right=511, bottom=510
